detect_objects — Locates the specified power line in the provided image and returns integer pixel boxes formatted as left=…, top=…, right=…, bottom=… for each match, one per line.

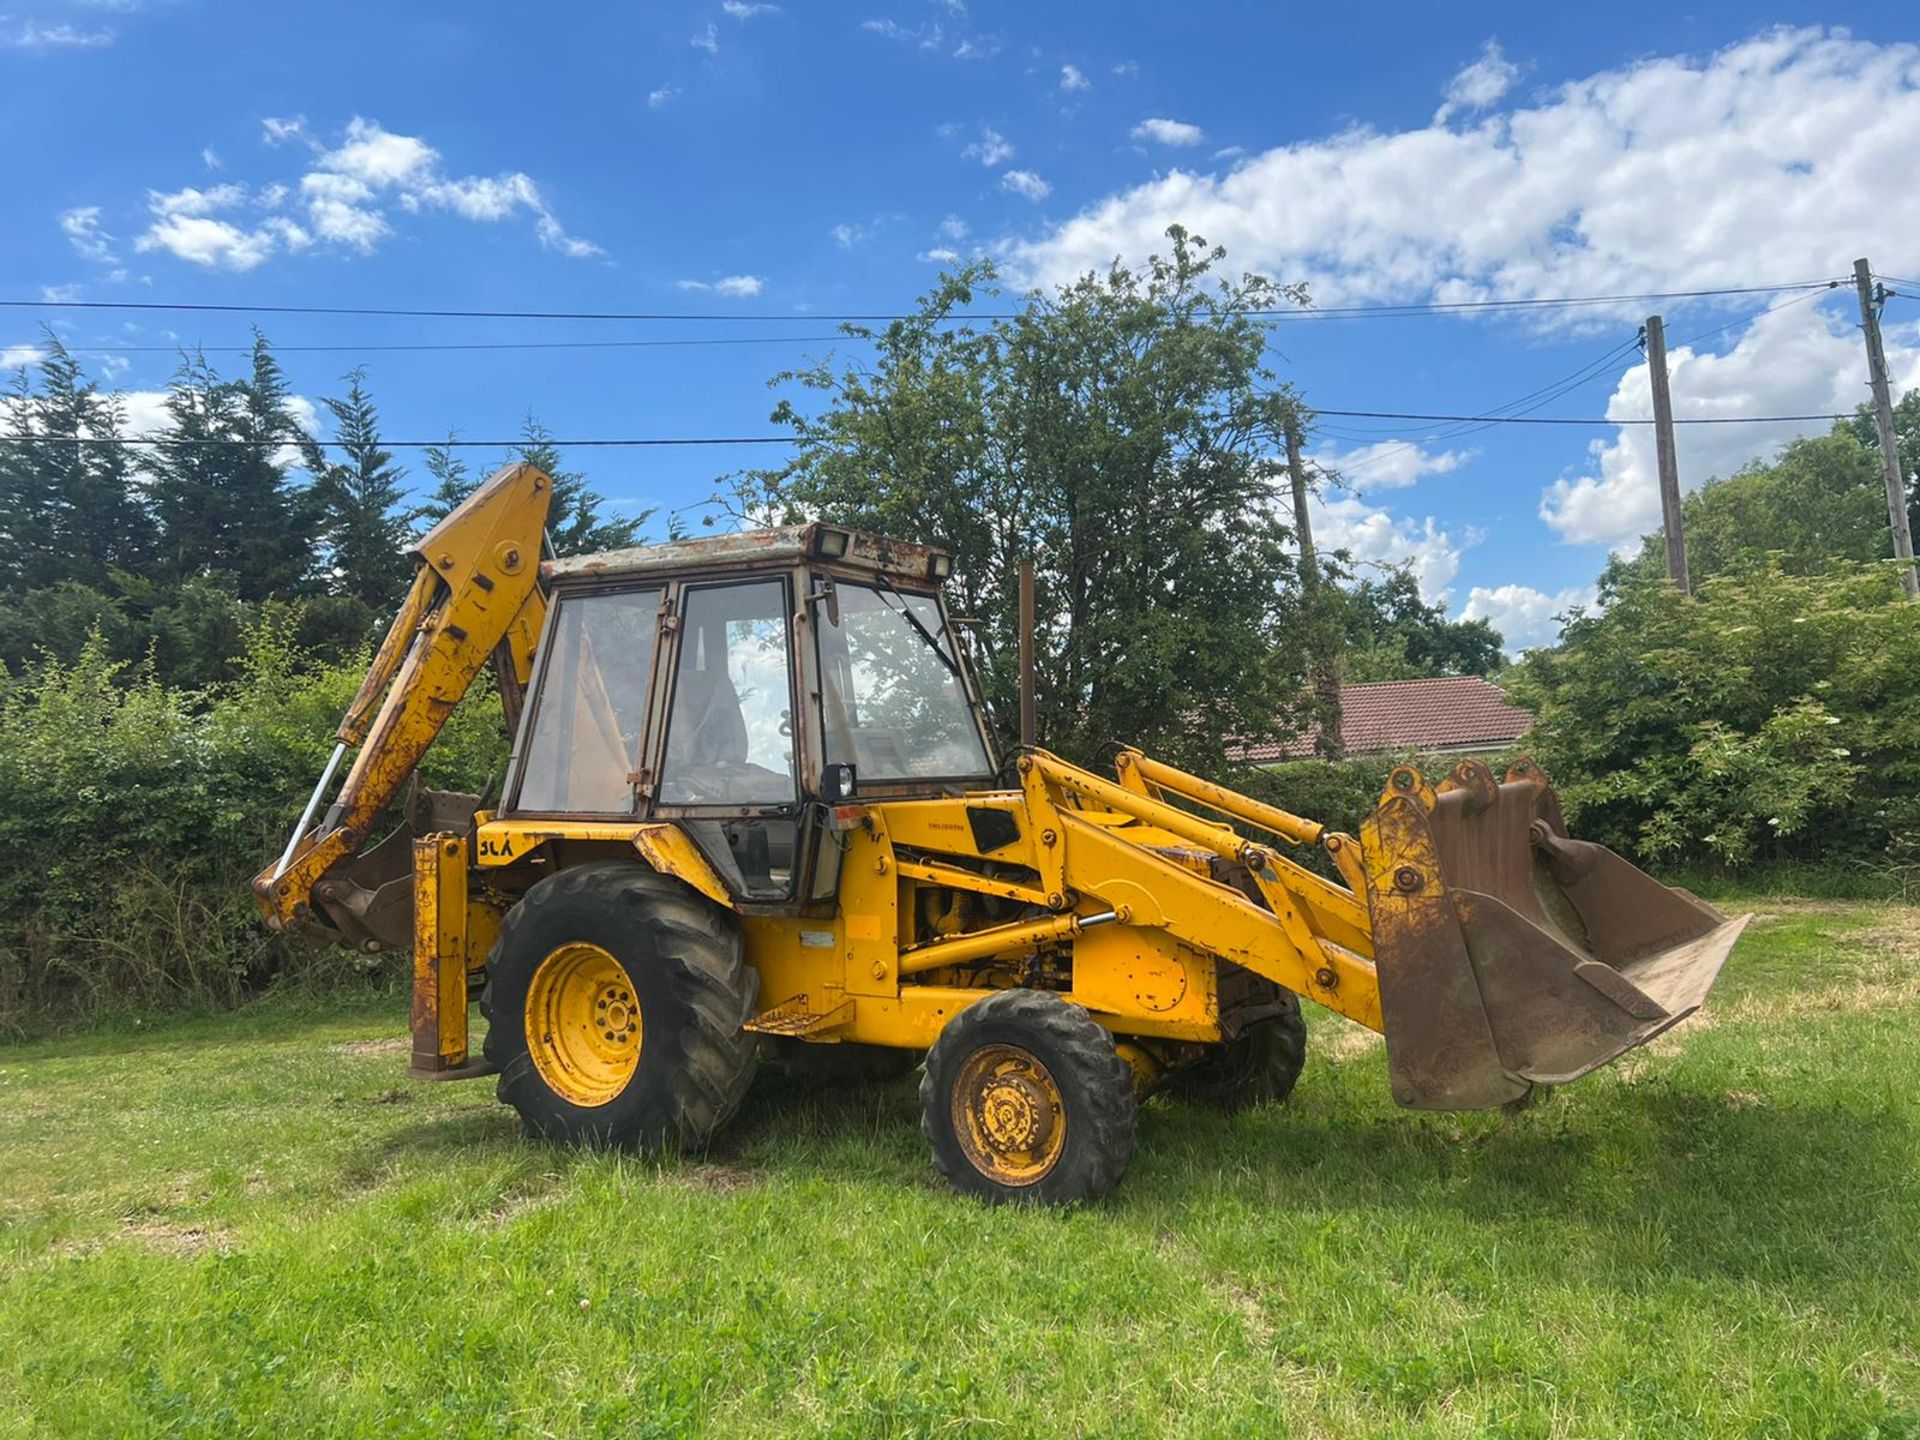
left=0, top=279, right=1844, bottom=327
left=18, top=435, right=795, bottom=450
left=1317, top=335, right=1642, bottom=479
left=0, top=334, right=861, bottom=357
left=1317, top=408, right=1852, bottom=427
left=15, top=405, right=1857, bottom=452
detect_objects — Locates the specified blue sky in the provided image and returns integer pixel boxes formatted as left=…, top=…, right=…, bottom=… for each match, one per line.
left=6, top=1, right=1920, bottom=648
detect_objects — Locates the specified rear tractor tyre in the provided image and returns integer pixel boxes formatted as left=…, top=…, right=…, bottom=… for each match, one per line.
left=920, top=989, right=1136, bottom=1206
left=480, top=861, right=759, bottom=1152
left=1169, top=989, right=1307, bottom=1111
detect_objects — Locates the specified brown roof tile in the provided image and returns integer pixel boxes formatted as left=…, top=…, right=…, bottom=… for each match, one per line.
left=1235, top=675, right=1533, bottom=762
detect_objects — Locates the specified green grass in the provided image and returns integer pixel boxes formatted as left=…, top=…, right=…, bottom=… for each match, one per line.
left=2, top=898, right=1917, bottom=1438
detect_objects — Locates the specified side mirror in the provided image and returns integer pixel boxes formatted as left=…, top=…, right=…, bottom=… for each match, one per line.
left=822, top=762, right=858, bottom=801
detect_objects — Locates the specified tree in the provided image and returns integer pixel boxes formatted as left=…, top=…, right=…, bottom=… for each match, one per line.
left=417, top=431, right=477, bottom=528
left=1604, top=429, right=1893, bottom=592
left=1336, top=567, right=1504, bottom=681
left=1508, top=563, right=1920, bottom=872
left=513, top=414, right=648, bottom=555
left=736, top=228, right=1318, bottom=768
left=317, top=369, right=412, bottom=608
left=147, top=336, right=322, bottom=602
left=1843, top=386, right=1920, bottom=544
left=0, top=334, right=151, bottom=592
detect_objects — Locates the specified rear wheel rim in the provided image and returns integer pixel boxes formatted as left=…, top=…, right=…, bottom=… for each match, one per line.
left=525, top=942, right=642, bottom=1107
left=952, top=1043, right=1066, bottom=1186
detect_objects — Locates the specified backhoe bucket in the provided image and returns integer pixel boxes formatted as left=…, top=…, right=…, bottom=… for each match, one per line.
left=1359, top=758, right=1747, bottom=1110
left=305, top=781, right=485, bottom=953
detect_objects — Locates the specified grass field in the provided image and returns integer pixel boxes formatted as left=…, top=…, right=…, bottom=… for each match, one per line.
left=2, top=898, right=1917, bottom=1438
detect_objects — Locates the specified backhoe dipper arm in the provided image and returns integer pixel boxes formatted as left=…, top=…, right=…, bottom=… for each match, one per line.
left=252, top=462, right=553, bottom=934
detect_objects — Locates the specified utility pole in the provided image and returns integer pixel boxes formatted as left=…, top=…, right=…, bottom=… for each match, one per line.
left=1854, top=258, right=1919, bottom=600
left=1284, top=411, right=1343, bottom=760
left=1017, top=559, right=1038, bottom=746
left=1643, top=315, right=1690, bottom=594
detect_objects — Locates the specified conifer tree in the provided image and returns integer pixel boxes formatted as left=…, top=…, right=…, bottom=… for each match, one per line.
left=512, top=413, right=649, bottom=554
left=148, top=335, right=320, bottom=601
left=417, top=430, right=477, bottom=527
left=317, top=369, right=411, bottom=607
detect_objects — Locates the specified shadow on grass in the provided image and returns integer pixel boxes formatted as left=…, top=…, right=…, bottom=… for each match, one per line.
left=708, top=1064, right=1916, bottom=1292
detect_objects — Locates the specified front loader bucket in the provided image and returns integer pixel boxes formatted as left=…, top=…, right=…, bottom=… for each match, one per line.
left=1359, top=758, right=1748, bottom=1110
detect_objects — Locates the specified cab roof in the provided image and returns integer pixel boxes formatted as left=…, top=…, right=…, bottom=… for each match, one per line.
left=542, top=523, right=952, bottom=586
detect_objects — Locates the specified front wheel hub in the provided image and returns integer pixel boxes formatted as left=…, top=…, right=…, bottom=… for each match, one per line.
left=953, top=1043, right=1066, bottom=1185
left=525, top=942, right=643, bottom=1107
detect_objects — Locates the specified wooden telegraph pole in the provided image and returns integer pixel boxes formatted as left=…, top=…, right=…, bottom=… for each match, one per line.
left=1853, top=258, right=1920, bottom=600
left=1284, top=411, right=1343, bottom=760
left=1017, top=559, right=1038, bottom=746
left=1643, top=316, right=1690, bottom=594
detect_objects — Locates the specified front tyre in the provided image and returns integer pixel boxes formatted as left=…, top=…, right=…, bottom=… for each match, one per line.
left=920, top=989, right=1136, bottom=1205
left=481, top=861, right=758, bottom=1151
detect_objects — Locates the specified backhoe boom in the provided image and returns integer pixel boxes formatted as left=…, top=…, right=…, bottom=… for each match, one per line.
left=251, top=463, right=553, bottom=945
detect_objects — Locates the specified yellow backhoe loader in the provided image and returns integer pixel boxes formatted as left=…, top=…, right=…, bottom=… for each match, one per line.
left=254, top=462, right=1747, bottom=1203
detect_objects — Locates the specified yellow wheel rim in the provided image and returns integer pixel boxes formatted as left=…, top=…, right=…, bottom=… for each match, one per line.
left=524, top=943, right=642, bottom=1108
left=951, top=1043, right=1066, bottom=1186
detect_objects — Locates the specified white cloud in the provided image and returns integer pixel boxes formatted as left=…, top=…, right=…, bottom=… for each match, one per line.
left=2, top=345, right=47, bottom=370
left=952, top=36, right=997, bottom=61
left=127, top=115, right=603, bottom=269
left=831, top=221, right=869, bottom=249
left=1000, top=169, right=1051, bottom=202
left=677, top=274, right=765, bottom=298
left=1462, top=582, right=1596, bottom=652
left=1132, top=117, right=1205, bottom=147
left=201, top=147, right=222, bottom=171
left=147, top=183, right=246, bottom=217
left=1112, top=60, right=1138, bottom=79
left=918, top=247, right=961, bottom=264
left=261, top=115, right=308, bottom=146
left=1312, top=492, right=1470, bottom=603
left=963, top=126, right=1013, bottom=167
left=134, top=215, right=279, bottom=271
left=320, top=117, right=436, bottom=187
left=1439, top=39, right=1519, bottom=119
left=1060, top=64, right=1089, bottom=93
left=41, top=283, right=84, bottom=303
left=1, top=19, right=114, bottom=48
left=648, top=85, right=679, bottom=109
left=1008, top=28, right=1920, bottom=311
left=1314, top=440, right=1474, bottom=492
left=299, top=171, right=388, bottom=251
left=1539, top=296, right=1920, bottom=548
left=722, top=0, right=779, bottom=15
left=938, top=214, right=968, bottom=241
left=60, top=206, right=115, bottom=262
left=691, top=21, right=718, bottom=53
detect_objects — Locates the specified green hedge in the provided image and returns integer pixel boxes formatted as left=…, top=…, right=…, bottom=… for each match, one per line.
left=0, top=619, right=507, bottom=1034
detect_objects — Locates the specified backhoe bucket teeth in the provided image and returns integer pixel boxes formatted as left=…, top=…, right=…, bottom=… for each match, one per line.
left=1360, top=757, right=1747, bottom=1110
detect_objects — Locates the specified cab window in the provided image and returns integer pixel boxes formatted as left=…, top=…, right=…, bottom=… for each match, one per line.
left=657, top=580, right=797, bottom=806
left=816, top=582, right=991, bottom=782
left=513, top=588, right=660, bottom=813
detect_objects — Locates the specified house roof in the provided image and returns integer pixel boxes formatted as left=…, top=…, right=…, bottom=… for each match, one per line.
left=1236, top=675, right=1533, bottom=762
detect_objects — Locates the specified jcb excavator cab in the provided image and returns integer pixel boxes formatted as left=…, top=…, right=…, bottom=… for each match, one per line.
left=504, top=526, right=998, bottom=905
left=255, top=464, right=1746, bottom=1205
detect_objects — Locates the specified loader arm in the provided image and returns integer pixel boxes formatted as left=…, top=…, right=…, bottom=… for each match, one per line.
left=924, top=746, right=1744, bottom=1111
left=251, top=462, right=553, bottom=943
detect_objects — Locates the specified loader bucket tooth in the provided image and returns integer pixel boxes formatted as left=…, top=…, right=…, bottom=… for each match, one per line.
left=1360, top=759, right=1747, bottom=1110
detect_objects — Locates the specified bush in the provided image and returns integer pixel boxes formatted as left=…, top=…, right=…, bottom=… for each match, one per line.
left=0, top=618, right=508, bottom=1033
left=1507, top=562, right=1920, bottom=877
